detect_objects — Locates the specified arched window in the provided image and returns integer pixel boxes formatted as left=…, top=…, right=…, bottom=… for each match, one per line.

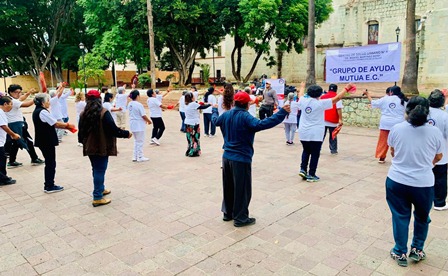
left=367, top=20, right=379, bottom=45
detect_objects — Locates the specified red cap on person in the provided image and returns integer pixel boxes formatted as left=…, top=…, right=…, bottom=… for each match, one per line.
left=87, top=89, right=101, bottom=99
left=234, top=91, right=251, bottom=104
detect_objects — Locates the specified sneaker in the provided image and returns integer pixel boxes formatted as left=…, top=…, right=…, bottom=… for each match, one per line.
left=306, top=175, right=320, bottom=182
left=103, top=189, right=111, bottom=195
left=31, top=158, right=44, bottom=166
left=295, top=129, right=299, bottom=133
left=0, top=178, right=16, bottom=186
left=7, top=161, right=23, bottom=169
left=234, top=218, right=256, bottom=227
left=149, top=138, right=155, bottom=145
left=204, top=134, right=209, bottom=137
left=152, top=138, right=160, bottom=145
left=92, top=198, right=111, bottom=207
left=299, top=170, right=308, bottom=180
left=378, top=158, right=386, bottom=164
left=77, top=143, right=83, bottom=147
left=209, top=135, right=215, bottom=138
left=434, top=205, right=448, bottom=211
left=331, top=152, right=338, bottom=155
left=137, top=157, right=149, bottom=162
left=409, top=248, right=426, bottom=262
left=390, top=250, right=408, bottom=267
left=44, top=185, right=64, bottom=194
left=223, top=214, right=233, bottom=221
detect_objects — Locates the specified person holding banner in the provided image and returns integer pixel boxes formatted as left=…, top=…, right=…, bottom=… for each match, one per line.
left=364, top=86, right=408, bottom=163
left=259, top=81, right=278, bottom=120
left=297, top=82, right=351, bottom=182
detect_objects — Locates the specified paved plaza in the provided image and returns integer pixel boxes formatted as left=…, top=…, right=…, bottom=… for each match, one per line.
left=0, top=103, right=447, bottom=276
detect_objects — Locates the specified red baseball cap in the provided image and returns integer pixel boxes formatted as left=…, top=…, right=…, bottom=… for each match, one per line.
left=87, top=89, right=101, bottom=99
left=234, top=91, right=250, bottom=104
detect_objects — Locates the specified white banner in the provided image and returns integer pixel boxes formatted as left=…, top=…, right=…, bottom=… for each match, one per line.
left=326, top=43, right=401, bottom=83
left=267, top=78, right=285, bottom=107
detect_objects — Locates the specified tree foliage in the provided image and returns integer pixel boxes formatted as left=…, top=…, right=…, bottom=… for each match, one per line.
left=219, top=0, right=332, bottom=83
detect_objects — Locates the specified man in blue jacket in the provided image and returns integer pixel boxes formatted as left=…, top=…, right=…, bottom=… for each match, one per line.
left=212, top=92, right=291, bottom=227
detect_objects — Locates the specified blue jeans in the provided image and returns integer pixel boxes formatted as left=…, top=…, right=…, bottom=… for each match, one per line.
left=386, top=177, right=433, bottom=255
left=203, top=113, right=215, bottom=135
left=89, top=155, right=109, bottom=200
left=179, top=112, right=186, bottom=132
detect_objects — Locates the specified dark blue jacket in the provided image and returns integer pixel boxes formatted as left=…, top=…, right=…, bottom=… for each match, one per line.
left=212, top=107, right=288, bottom=163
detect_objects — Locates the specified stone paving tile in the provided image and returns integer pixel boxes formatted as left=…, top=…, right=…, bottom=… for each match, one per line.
left=0, top=105, right=447, bottom=275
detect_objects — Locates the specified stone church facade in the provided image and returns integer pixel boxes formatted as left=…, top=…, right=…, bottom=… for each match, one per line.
left=221, top=0, right=447, bottom=88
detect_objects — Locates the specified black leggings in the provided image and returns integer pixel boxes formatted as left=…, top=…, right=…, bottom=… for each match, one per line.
left=151, top=117, right=165, bottom=139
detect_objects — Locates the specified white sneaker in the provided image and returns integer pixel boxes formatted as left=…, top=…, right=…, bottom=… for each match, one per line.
left=150, top=138, right=155, bottom=145
left=295, top=129, right=299, bottom=133
left=204, top=134, right=209, bottom=137
left=209, top=135, right=215, bottom=138
left=152, top=138, right=160, bottom=145
left=434, top=205, right=448, bottom=211
left=77, top=143, right=83, bottom=147
left=137, top=157, right=149, bottom=162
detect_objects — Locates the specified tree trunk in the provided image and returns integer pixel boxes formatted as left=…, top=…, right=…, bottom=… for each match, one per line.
left=277, top=49, right=283, bottom=78
left=186, top=59, right=195, bottom=85
left=306, top=0, right=316, bottom=86
left=231, top=34, right=244, bottom=82
left=67, top=69, right=70, bottom=84
left=147, top=0, right=156, bottom=90
left=401, top=0, right=419, bottom=94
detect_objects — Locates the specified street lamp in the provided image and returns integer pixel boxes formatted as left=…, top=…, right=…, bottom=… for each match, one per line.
left=79, top=43, right=87, bottom=94
left=394, top=27, right=400, bottom=86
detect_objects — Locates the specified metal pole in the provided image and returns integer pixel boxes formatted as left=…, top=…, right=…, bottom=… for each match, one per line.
left=395, top=33, right=399, bottom=86
left=212, top=48, right=215, bottom=84
left=82, top=52, right=87, bottom=94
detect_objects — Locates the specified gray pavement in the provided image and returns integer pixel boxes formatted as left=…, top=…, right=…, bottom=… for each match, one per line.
left=0, top=105, right=447, bottom=275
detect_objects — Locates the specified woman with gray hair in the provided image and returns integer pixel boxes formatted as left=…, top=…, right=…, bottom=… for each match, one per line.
left=115, top=85, right=129, bottom=129
left=427, top=89, right=448, bottom=211
left=32, top=93, right=76, bottom=193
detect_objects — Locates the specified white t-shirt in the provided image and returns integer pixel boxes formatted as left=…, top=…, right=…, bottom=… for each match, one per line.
left=0, top=110, right=8, bottom=146
left=75, top=101, right=86, bottom=122
left=283, top=101, right=300, bottom=124
left=324, top=100, right=343, bottom=127
left=428, top=107, right=448, bottom=165
left=147, top=97, right=162, bottom=118
left=6, top=99, right=23, bottom=123
left=128, top=101, right=146, bottom=132
left=371, top=95, right=406, bottom=130
left=388, top=121, right=443, bottom=187
left=248, top=95, right=257, bottom=117
left=179, top=96, right=186, bottom=112
left=193, top=91, right=199, bottom=101
left=50, top=96, right=63, bottom=120
left=115, top=93, right=128, bottom=111
left=103, top=102, right=113, bottom=113
left=59, top=90, right=71, bottom=118
left=39, top=109, right=57, bottom=126
left=203, top=95, right=217, bottom=114
left=298, top=97, right=333, bottom=141
left=156, top=95, right=163, bottom=102
left=184, top=102, right=201, bottom=125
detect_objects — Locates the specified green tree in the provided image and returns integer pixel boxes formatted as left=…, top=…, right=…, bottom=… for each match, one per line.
left=219, top=0, right=332, bottom=83
left=0, top=0, right=75, bottom=90
left=78, top=52, right=108, bottom=88
left=152, top=0, right=225, bottom=86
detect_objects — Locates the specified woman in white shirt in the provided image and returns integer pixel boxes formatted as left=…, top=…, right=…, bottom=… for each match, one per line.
left=128, top=90, right=152, bottom=162
left=386, top=96, right=443, bottom=267
left=297, top=82, right=349, bottom=182
left=283, top=93, right=300, bottom=145
left=184, top=92, right=211, bottom=157
left=176, top=91, right=187, bottom=133
left=427, top=90, right=448, bottom=211
left=202, top=87, right=217, bottom=137
left=365, top=86, right=408, bottom=163
left=103, top=93, right=122, bottom=120
left=147, top=89, right=169, bottom=145
left=115, top=86, right=129, bottom=129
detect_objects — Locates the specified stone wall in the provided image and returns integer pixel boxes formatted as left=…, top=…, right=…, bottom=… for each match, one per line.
left=342, top=96, right=381, bottom=128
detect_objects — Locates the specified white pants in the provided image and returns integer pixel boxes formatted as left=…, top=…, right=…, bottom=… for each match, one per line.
left=116, top=111, right=127, bottom=129
left=284, top=123, right=297, bottom=142
left=133, top=131, right=145, bottom=159
left=56, top=119, right=64, bottom=141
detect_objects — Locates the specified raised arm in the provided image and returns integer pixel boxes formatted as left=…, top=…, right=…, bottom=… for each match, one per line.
left=298, top=82, right=306, bottom=98
left=331, top=83, right=354, bottom=104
